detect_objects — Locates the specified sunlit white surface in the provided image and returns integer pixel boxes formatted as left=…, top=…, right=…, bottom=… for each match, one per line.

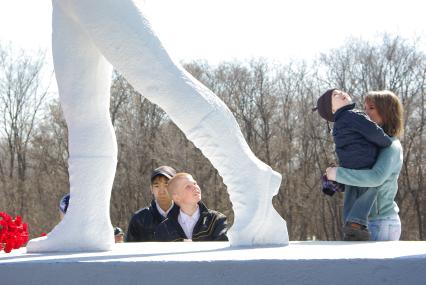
left=2, top=241, right=426, bottom=285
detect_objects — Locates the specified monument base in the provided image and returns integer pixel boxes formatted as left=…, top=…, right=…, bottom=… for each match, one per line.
left=1, top=241, right=426, bottom=285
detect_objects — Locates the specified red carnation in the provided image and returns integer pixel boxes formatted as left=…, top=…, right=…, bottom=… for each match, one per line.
left=0, top=212, right=29, bottom=253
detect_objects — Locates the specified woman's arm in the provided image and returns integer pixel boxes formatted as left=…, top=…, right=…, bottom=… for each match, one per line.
left=328, top=140, right=401, bottom=187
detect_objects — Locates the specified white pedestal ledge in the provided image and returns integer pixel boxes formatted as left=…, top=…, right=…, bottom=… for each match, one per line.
left=1, top=241, right=426, bottom=285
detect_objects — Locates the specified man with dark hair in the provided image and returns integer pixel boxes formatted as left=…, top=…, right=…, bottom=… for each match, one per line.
left=126, top=166, right=178, bottom=242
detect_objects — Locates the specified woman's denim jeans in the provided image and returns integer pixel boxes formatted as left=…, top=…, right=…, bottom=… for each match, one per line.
left=368, top=215, right=401, bottom=241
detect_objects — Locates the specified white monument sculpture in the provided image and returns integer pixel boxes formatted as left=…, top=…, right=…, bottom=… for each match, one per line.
left=26, top=0, right=289, bottom=252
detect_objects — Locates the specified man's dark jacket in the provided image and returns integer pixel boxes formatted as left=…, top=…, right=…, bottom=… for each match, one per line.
left=126, top=200, right=179, bottom=242
left=333, top=103, right=392, bottom=169
left=155, top=202, right=228, bottom=241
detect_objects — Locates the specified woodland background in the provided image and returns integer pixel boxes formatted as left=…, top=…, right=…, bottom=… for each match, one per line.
left=0, top=34, right=425, bottom=240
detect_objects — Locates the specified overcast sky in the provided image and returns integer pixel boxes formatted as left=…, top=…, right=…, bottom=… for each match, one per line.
left=0, top=0, right=425, bottom=65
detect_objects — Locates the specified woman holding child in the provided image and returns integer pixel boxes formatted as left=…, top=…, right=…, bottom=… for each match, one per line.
left=326, top=90, right=404, bottom=241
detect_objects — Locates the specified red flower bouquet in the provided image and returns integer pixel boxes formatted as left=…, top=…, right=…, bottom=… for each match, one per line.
left=0, top=212, right=29, bottom=253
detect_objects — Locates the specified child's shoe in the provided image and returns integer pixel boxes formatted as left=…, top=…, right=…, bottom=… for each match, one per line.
left=343, top=222, right=370, bottom=241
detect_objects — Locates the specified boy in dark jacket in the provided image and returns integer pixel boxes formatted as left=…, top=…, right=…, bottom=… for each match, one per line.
left=314, top=89, right=392, bottom=240
left=126, top=166, right=179, bottom=242
left=155, top=173, right=228, bottom=242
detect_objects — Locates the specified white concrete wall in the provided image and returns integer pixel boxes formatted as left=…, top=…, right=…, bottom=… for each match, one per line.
left=2, top=241, right=426, bottom=285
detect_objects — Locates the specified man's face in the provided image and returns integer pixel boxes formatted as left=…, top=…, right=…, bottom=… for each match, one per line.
left=331, top=89, right=352, bottom=112
left=174, top=175, right=202, bottom=206
left=151, top=175, right=172, bottom=205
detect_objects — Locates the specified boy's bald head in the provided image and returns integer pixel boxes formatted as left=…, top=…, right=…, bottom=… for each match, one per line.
left=167, top=173, right=201, bottom=207
left=167, top=173, right=193, bottom=196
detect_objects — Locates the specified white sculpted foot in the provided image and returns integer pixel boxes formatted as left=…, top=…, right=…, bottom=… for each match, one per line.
left=228, top=167, right=289, bottom=246
left=185, top=113, right=289, bottom=247
left=26, top=215, right=114, bottom=253
left=26, top=157, right=117, bottom=252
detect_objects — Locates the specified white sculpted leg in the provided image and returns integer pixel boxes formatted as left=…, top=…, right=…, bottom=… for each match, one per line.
left=65, top=0, right=288, bottom=246
left=26, top=3, right=116, bottom=252
left=33, top=0, right=288, bottom=250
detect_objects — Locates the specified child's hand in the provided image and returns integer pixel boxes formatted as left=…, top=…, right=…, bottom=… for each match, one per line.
left=326, top=167, right=337, bottom=181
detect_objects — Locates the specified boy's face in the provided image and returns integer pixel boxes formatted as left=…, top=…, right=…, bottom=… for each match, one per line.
left=173, top=175, right=202, bottom=207
left=331, top=90, right=352, bottom=113
left=151, top=175, right=172, bottom=205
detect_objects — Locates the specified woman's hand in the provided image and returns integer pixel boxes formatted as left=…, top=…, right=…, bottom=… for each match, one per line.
left=326, top=167, right=337, bottom=181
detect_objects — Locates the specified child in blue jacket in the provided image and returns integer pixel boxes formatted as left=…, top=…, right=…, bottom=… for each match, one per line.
left=313, top=89, right=392, bottom=240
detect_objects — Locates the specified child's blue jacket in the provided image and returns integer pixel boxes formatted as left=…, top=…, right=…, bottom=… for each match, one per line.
left=333, top=103, right=392, bottom=169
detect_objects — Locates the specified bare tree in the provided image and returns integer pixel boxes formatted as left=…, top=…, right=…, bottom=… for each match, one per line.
left=4, top=34, right=425, bottom=241
left=0, top=44, right=50, bottom=216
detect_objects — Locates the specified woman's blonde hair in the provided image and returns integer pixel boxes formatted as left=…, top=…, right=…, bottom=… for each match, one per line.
left=364, top=90, right=404, bottom=137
